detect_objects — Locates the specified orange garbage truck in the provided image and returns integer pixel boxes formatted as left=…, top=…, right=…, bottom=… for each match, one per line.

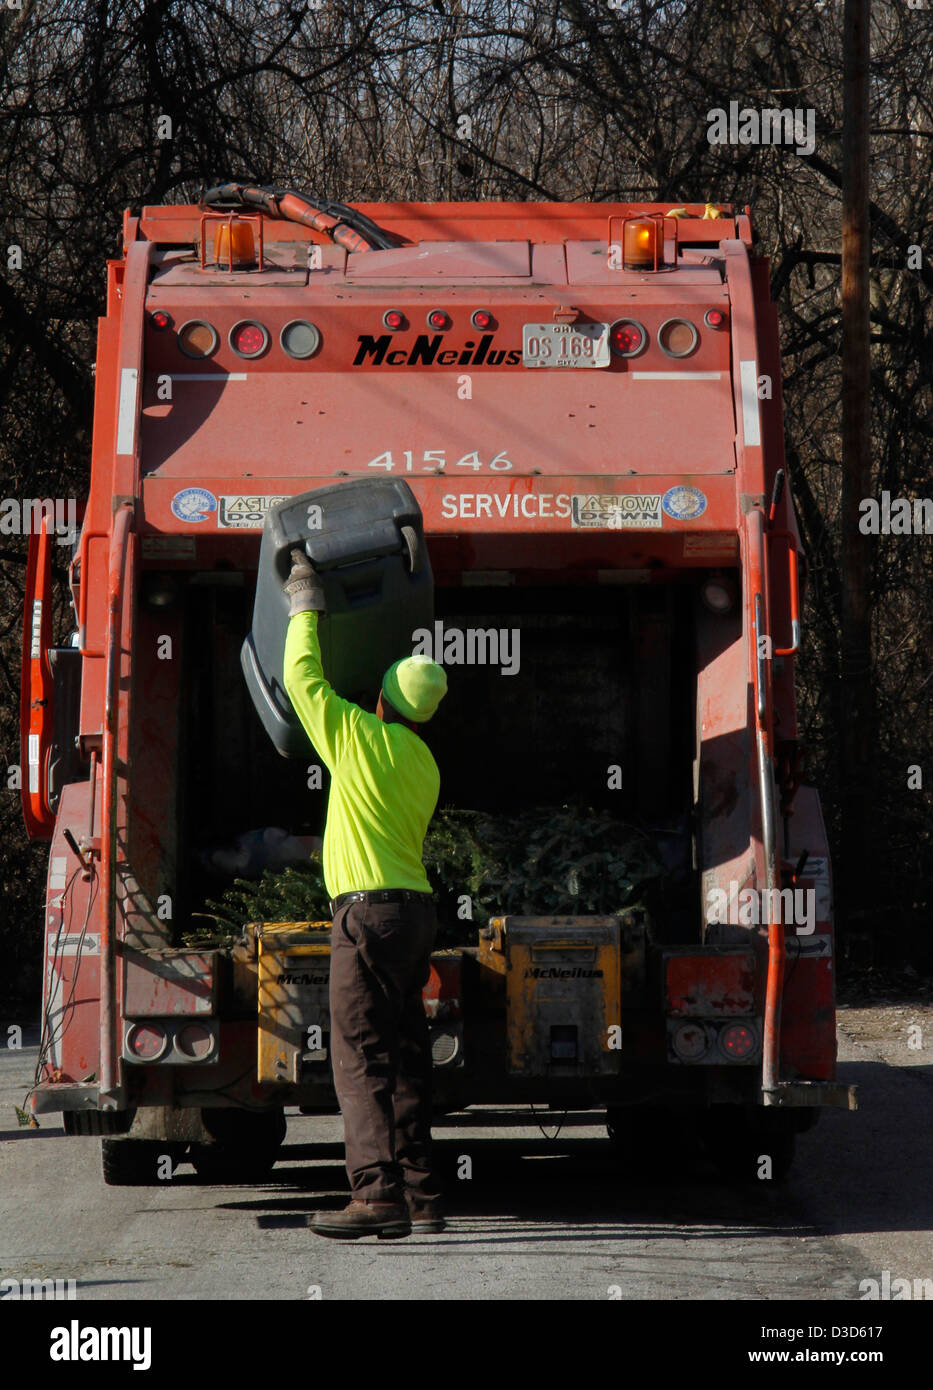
left=21, top=187, right=855, bottom=1184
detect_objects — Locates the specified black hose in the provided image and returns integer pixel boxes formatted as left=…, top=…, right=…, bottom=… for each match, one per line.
left=203, top=182, right=396, bottom=250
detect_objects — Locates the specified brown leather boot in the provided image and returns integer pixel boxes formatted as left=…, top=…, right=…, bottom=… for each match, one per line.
left=406, top=1198, right=446, bottom=1233
left=310, top=1199, right=411, bottom=1240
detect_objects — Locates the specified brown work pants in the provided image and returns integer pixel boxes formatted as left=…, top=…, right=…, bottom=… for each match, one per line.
left=328, top=896, right=441, bottom=1204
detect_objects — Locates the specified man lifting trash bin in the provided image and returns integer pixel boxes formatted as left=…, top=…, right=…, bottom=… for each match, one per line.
left=282, top=547, right=448, bottom=1240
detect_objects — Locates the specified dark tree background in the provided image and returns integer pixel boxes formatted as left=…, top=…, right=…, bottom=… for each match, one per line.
left=1, top=0, right=931, bottom=1009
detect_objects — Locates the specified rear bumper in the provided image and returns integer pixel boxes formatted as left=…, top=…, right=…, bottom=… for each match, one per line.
left=762, top=1080, right=858, bottom=1110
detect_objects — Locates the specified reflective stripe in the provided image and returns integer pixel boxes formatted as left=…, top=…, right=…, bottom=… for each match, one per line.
left=630, top=371, right=722, bottom=380
left=116, top=367, right=139, bottom=456
left=740, top=359, right=761, bottom=447
left=28, top=733, right=40, bottom=793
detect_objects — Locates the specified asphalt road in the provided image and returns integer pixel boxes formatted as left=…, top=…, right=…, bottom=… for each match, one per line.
left=1, top=1022, right=931, bottom=1301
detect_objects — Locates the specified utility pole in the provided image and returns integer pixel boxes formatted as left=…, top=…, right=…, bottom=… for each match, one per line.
left=840, top=0, right=874, bottom=959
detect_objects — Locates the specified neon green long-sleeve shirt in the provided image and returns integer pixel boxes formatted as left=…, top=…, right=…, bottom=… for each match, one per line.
left=283, top=609, right=440, bottom=900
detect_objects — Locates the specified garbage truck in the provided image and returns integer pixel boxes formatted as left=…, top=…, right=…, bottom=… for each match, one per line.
left=20, top=186, right=856, bottom=1184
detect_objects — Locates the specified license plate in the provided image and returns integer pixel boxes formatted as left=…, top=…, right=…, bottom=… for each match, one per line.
left=522, top=322, right=610, bottom=368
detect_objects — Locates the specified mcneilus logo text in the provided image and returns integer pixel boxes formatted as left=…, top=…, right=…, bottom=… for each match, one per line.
left=353, top=333, right=521, bottom=367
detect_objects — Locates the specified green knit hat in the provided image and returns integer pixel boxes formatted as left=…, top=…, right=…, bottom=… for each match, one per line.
left=382, top=654, right=448, bottom=723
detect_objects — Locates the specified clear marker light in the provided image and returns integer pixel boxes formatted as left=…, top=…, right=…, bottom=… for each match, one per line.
left=701, top=575, right=737, bottom=614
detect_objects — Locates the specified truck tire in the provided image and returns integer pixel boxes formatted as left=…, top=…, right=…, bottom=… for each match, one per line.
left=189, top=1108, right=286, bottom=1184
left=101, top=1138, right=187, bottom=1186
left=606, top=1105, right=691, bottom=1174
left=699, top=1106, right=796, bottom=1183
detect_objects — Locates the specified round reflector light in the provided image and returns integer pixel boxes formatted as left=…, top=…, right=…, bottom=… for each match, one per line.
left=149, top=310, right=172, bottom=331
left=280, top=319, right=321, bottom=359
left=705, top=309, right=725, bottom=329
left=609, top=318, right=647, bottom=358
left=126, top=1022, right=169, bottom=1062
left=431, top=1029, right=461, bottom=1066
left=701, top=575, right=736, bottom=614
left=383, top=309, right=405, bottom=330
left=177, top=320, right=218, bottom=359
left=719, top=1022, right=759, bottom=1061
left=175, top=1022, right=216, bottom=1062
left=672, top=1021, right=710, bottom=1062
left=658, top=318, right=699, bottom=358
left=427, top=309, right=450, bottom=330
left=471, top=309, right=493, bottom=330
left=230, top=320, right=268, bottom=358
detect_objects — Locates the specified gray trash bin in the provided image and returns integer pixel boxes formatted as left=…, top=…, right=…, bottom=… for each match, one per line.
left=241, top=478, right=433, bottom=758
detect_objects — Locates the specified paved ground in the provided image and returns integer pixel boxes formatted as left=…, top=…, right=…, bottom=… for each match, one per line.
left=1, top=1014, right=931, bottom=1301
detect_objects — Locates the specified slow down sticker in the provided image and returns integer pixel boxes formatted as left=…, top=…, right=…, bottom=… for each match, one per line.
left=571, top=494, right=662, bottom=528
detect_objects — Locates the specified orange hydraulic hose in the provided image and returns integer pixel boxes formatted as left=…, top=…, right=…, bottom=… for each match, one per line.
left=276, top=193, right=374, bottom=254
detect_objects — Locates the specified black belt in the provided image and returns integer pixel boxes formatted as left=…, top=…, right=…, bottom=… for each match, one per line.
left=329, top=888, right=435, bottom=916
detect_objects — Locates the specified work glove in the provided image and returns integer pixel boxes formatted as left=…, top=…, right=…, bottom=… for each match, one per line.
left=284, top=546, right=326, bottom=616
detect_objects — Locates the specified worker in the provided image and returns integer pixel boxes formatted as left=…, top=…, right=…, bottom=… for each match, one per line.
left=282, top=546, right=448, bottom=1240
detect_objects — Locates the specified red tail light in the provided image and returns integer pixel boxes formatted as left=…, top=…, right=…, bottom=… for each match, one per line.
left=125, top=1022, right=169, bottom=1063
left=427, top=309, right=449, bottom=330
left=719, top=1022, right=759, bottom=1061
left=609, top=319, right=646, bottom=357
left=230, top=321, right=268, bottom=358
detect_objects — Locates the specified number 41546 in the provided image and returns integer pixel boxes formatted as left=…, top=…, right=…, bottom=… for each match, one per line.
left=366, top=449, right=514, bottom=472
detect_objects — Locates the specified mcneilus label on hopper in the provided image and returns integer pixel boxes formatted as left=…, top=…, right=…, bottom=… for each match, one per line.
left=571, top=494, right=662, bottom=529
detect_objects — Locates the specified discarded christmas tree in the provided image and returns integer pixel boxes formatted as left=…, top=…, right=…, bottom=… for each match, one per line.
left=185, top=805, right=664, bottom=948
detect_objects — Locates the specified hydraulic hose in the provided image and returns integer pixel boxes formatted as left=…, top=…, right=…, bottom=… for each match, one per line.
left=203, top=182, right=396, bottom=252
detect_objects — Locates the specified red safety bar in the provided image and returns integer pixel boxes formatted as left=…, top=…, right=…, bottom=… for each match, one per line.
left=99, top=503, right=134, bottom=1103
left=745, top=507, right=785, bottom=1095
left=76, top=524, right=108, bottom=657
left=771, top=529, right=801, bottom=657
left=20, top=515, right=55, bottom=838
